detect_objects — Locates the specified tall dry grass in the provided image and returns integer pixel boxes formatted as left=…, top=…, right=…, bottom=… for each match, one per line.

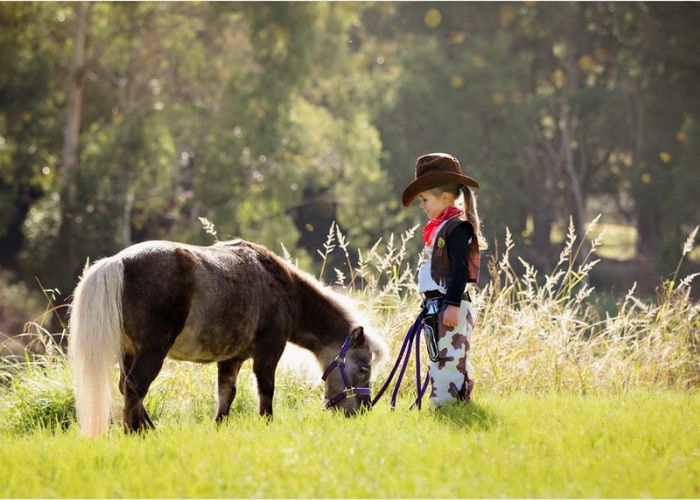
left=323, top=217, right=699, bottom=394
left=473, top=218, right=699, bottom=393
left=1, top=218, right=698, bottom=432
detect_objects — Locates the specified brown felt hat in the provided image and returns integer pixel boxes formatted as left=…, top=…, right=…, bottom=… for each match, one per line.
left=401, top=153, right=479, bottom=207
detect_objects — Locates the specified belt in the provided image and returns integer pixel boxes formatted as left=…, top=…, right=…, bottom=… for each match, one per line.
left=423, top=290, right=471, bottom=302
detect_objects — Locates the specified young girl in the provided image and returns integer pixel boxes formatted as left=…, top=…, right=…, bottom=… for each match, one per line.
left=401, top=152, right=486, bottom=407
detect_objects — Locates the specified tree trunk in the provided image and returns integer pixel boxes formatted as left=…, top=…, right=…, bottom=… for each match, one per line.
left=61, top=3, right=89, bottom=207
left=560, top=101, right=587, bottom=238
left=532, top=193, right=554, bottom=252
left=630, top=89, right=660, bottom=260
left=522, top=145, right=554, bottom=269
left=560, top=13, right=588, bottom=252
left=123, top=191, right=134, bottom=247
left=50, top=3, right=90, bottom=300
left=636, top=204, right=659, bottom=258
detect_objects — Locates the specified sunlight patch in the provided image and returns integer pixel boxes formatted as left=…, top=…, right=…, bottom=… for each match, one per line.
left=278, top=344, right=322, bottom=386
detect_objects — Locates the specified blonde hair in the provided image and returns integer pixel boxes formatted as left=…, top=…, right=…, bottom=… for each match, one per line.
left=428, top=184, right=488, bottom=250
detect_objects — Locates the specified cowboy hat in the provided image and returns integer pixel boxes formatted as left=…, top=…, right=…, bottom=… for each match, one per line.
left=401, top=153, right=479, bottom=207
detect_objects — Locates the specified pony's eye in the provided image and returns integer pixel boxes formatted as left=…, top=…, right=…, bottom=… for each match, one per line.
left=359, top=365, right=370, bottom=376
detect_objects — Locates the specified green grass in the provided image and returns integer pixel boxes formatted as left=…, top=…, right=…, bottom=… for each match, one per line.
left=1, top=382, right=698, bottom=498
left=2, top=220, right=698, bottom=498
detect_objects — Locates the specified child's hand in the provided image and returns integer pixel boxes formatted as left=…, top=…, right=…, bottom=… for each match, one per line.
left=442, top=304, right=460, bottom=330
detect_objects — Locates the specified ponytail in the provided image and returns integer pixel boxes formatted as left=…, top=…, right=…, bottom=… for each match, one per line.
left=461, top=185, right=488, bottom=251
left=432, top=183, right=488, bottom=251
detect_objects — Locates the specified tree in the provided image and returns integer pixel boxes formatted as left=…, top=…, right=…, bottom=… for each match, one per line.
left=0, top=4, right=65, bottom=271
left=613, top=2, right=700, bottom=269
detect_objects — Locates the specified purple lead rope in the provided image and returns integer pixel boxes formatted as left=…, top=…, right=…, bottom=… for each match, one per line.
left=371, top=311, right=431, bottom=409
left=370, top=317, right=417, bottom=407
left=390, top=322, right=414, bottom=407
left=415, top=321, right=421, bottom=405
left=412, top=322, right=431, bottom=409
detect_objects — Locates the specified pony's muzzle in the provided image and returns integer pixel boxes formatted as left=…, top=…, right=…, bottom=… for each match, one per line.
left=346, top=394, right=372, bottom=416
left=358, top=395, right=372, bottom=412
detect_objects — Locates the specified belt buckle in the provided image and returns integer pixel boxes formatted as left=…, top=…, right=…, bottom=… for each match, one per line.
left=426, top=297, right=441, bottom=314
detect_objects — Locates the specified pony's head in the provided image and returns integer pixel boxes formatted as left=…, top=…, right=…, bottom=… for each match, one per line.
left=288, top=267, right=389, bottom=415
left=322, top=325, right=388, bottom=415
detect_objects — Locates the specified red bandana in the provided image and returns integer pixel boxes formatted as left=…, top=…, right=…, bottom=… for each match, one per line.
left=422, top=206, right=463, bottom=246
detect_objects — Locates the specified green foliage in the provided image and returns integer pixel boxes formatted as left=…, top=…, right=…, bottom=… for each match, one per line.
left=0, top=4, right=64, bottom=269
left=0, top=352, right=74, bottom=433
left=610, top=2, right=700, bottom=268
left=376, top=31, right=536, bottom=238
left=0, top=270, right=43, bottom=338
left=2, top=2, right=700, bottom=298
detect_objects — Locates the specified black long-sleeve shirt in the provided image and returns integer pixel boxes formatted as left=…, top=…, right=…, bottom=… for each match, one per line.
left=444, top=222, right=474, bottom=306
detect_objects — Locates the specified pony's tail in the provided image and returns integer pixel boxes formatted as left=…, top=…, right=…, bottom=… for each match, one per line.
left=68, top=257, right=124, bottom=438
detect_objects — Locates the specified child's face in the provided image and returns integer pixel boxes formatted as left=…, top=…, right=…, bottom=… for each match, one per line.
left=417, top=191, right=454, bottom=219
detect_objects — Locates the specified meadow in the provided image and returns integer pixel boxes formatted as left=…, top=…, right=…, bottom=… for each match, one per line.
left=0, top=219, right=698, bottom=498
left=1, top=387, right=698, bottom=498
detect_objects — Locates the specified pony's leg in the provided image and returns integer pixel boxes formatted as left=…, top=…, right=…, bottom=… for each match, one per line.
left=252, top=341, right=285, bottom=418
left=119, top=353, right=134, bottom=395
left=122, top=347, right=167, bottom=433
left=215, top=358, right=244, bottom=422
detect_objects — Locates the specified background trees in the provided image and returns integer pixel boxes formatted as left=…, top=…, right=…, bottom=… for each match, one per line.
left=0, top=2, right=698, bottom=313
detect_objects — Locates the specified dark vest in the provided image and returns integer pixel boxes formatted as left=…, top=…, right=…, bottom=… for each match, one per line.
left=429, top=217, right=481, bottom=288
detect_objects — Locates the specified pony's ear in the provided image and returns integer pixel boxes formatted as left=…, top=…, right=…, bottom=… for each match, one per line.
left=349, top=326, right=365, bottom=347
